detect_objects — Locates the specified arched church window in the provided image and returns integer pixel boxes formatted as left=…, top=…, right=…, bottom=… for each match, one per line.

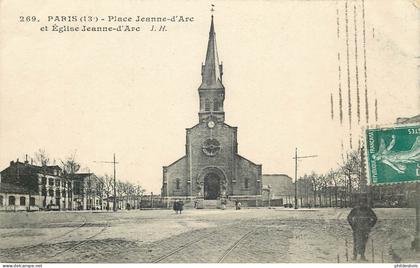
left=213, top=99, right=219, bottom=111
left=205, top=99, right=210, bottom=111
left=175, top=178, right=181, bottom=190
left=244, top=178, right=249, bottom=189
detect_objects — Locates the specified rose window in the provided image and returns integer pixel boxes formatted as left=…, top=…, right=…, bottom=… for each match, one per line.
left=202, top=139, right=221, bottom=156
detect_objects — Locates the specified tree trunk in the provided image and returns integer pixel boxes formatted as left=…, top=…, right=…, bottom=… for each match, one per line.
left=335, top=188, right=338, bottom=208
left=329, top=190, right=332, bottom=207
left=348, top=172, right=353, bottom=207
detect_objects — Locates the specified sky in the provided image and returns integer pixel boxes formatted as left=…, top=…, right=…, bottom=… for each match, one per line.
left=0, top=0, right=418, bottom=193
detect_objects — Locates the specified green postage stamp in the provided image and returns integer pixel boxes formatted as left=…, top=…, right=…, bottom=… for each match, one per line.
left=366, top=124, right=420, bottom=185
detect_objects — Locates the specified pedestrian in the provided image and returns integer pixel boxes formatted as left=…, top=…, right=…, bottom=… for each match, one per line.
left=347, top=195, right=377, bottom=261
left=237, top=201, right=241, bottom=210
left=173, top=200, right=179, bottom=214
left=220, top=198, right=226, bottom=210
left=178, top=200, right=184, bottom=214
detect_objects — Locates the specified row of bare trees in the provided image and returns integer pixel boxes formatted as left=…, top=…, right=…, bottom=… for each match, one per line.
left=296, top=148, right=414, bottom=208
left=83, top=173, right=146, bottom=210
left=296, top=148, right=366, bottom=208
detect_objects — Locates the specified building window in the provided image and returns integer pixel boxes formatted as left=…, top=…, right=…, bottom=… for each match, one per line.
left=42, top=177, right=47, bottom=185
left=41, top=186, right=47, bottom=196
left=30, top=197, right=35, bottom=206
left=9, top=196, right=15, bottom=206
left=0, top=195, right=3, bottom=206
left=205, top=99, right=210, bottom=111
left=20, top=197, right=26, bottom=206
left=175, top=178, right=181, bottom=190
left=55, top=180, right=60, bottom=187
left=49, top=189, right=54, bottom=197
left=49, top=178, right=54, bottom=186
left=62, top=190, right=66, bottom=197
left=56, top=189, right=60, bottom=196
left=74, top=182, right=81, bottom=195
left=244, top=178, right=249, bottom=189
left=213, top=99, right=219, bottom=111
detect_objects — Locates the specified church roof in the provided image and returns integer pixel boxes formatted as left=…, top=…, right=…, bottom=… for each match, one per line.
left=164, top=156, right=186, bottom=168
left=199, top=15, right=224, bottom=90
left=236, top=154, right=261, bottom=167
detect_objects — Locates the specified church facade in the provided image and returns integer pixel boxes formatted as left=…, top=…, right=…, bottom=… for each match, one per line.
left=161, top=16, right=262, bottom=200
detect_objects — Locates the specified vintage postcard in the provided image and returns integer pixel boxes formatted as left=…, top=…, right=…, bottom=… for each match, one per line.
left=0, top=0, right=419, bottom=265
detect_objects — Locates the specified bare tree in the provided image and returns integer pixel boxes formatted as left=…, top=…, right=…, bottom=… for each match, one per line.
left=116, top=181, right=125, bottom=210
left=340, top=149, right=362, bottom=206
left=317, top=175, right=328, bottom=207
left=85, top=173, right=96, bottom=210
left=327, top=169, right=340, bottom=208
left=34, top=149, right=50, bottom=208
left=297, top=175, right=313, bottom=207
left=134, top=185, right=146, bottom=209
left=102, top=174, right=113, bottom=210
left=34, top=149, right=50, bottom=166
left=309, top=172, right=322, bottom=207
left=61, top=153, right=81, bottom=210
left=96, top=176, right=105, bottom=210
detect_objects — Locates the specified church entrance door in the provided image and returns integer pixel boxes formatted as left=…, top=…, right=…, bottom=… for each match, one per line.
left=204, top=173, right=220, bottom=200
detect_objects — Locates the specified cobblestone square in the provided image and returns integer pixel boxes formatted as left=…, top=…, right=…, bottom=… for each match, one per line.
left=0, top=208, right=418, bottom=263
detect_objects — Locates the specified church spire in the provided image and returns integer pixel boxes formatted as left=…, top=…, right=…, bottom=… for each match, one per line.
left=199, top=15, right=224, bottom=90
left=198, top=14, right=225, bottom=123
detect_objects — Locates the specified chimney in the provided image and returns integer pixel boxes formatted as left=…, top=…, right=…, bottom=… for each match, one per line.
left=24, top=154, right=29, bottom=164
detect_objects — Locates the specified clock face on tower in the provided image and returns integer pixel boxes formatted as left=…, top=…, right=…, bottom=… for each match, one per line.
left=207, top=120, right=215, bottom=128
left=202, top=138, right=221, bottom=156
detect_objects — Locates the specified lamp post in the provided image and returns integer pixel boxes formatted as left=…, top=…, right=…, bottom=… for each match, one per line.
left=93, top=153, right=119, bottom=212
left=293, top=148, right=318, bottom=209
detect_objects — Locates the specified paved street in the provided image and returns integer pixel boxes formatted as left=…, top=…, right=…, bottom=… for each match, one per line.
left=0, top=208, right=418, bottom=263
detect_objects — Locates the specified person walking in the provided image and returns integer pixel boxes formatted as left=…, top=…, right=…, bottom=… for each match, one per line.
left=178, top=200, right=184, bottom=214
left=347, top=196, right=377, bottom=261
left=173, top=200, right=179, bottom=214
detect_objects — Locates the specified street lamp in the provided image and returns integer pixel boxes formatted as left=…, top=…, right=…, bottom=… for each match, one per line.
left=293, top=148, right=318, bottom=209
left=93, top=153, right=119, bottom=212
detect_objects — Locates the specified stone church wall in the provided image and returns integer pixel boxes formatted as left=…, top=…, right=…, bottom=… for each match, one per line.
left=233, top=155, right=262, bottom=196
left=163, top=156, right=188, bottom=197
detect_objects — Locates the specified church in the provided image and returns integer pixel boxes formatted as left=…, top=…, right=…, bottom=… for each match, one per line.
left=161, top=16, right=262, bottom=201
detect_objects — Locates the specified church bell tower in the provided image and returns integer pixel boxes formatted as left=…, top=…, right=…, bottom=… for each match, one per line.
left=198, top=15, right=225, bottom=124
